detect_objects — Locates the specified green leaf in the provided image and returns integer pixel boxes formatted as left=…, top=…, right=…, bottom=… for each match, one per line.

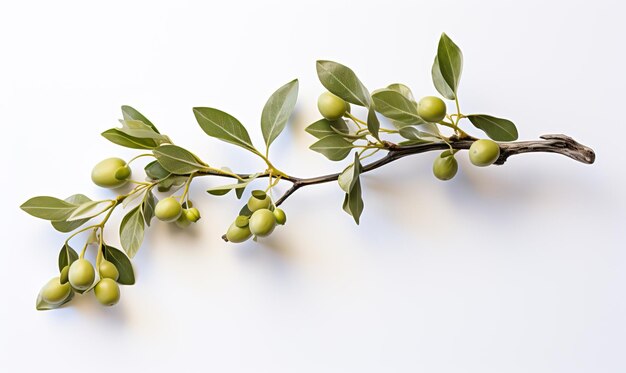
left=309, top=135, right=353, bottom=161
left=153, top=144, right=208, bottom=174
left=467, top=114, right=518, bottom=141
left=119, top=206, right=145, bottom=258
left=342, top=153, right=364, bottom=224
left=261, top=79, right=299, bottom=150
left=122, top=105, right=160, bottom=133
left=67, top=200, right=112, bottom=221
left=338, top=164, right=354, bottom=193
left=20, top=196, right=78, bottom=221
left=387, top=83, right=416, bottom=102
left=157, top=175, right=187, bottom=193
left=102, top=245, right=135, bottom=285
left=367, top=107, right=380, bottom=140
left=305, top=118, right=349, bottom=139
left=117, top=120, right=169, bottom=142
left=51, top=194, right=91, bottom=232
left=398, top=127, right=439, bottom=142
left=371, top=89, right=424, bottom=124
left=101, top=128, right=160, bottom=149
left=207, top=174, right=260, bottom=196
left=145, top=160, right=171, bottom=180
left=193, top=107, right=257, bottom=153
left=58, top=243, right=79, bottom=271
left=316, top=60, right=371, bottom=107
left=36, top=288, right=74, bottom=311
left=431, top=56, right=456, bottom=100
left=142, top=191, right=157, bottom=227
left=437, top=33, right=463, bottom=94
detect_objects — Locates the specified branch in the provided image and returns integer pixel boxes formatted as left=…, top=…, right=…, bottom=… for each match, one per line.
left=273, top=134, right=595, bottom=206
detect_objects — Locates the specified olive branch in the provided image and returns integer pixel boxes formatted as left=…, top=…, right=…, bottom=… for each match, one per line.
left=21, top=33, right=595, bottom=311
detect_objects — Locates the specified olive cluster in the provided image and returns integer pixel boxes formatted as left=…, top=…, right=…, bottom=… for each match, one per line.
left=317, top=93, right=502, bottom=182
left=225, top=190, right=286, bottom=243
left=155, top=197, right=201, bottom=228
left=40, top=258, right=122, bottom=307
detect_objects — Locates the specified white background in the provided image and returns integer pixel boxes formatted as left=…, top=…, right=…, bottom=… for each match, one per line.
left=1, top=1, right=624, bottom=372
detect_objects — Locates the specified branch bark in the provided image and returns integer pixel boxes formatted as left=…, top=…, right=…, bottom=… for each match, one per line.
left=273, top=134, right=595, bottom=206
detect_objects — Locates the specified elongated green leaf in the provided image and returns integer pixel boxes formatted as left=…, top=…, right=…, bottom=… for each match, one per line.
left=51, top=194, right=91, bottom=232
left=67, top=200, right=112, bottom=221
left=193, top=107, right=257, bottom=152
left=437, top=33, right=463, bottom=94
left=305, top=118, right=349, bottom=139
left=119, top=206, right=145, bottom=258
left=117, top=120, right=168, bottom=142
left=338, top=164, right=354, bottom=193
left=157, top=175, right=187, bottom=193
left=372, top=89, right=424, bottom=124
left=207, top=174, right=260, bottom=196
left=122, top=105, right=160, bottom=133
left=21, top=196, right=77, bottom=221
left=467, top=114, right=518, bottom=141
left=387, top=83, right=416, bottom=102
left=101, top=129, right=159, bottom=149
left=36, top=288, right=74, bottom=311
left=142, top=191, right=157, bottom=227
left=58, top=243, right=79, bottom=271
left=261, top=79, right=299, bottom=150
left=399, top=127, right=439, bottom=142
left=367, top=107, right=380, bottom=140
left=431, top=56, right=456, bottom=100
left=153, top=144, right=207, bottom=174
left=102, top=245, right=135, bottom=285
left=309, top=135, right=353, bottom=161
left=316, top=60, right=371, bottom=107
left=145, top=160, right=171, bottom=180
left=342, top=153, right=364, bottom=224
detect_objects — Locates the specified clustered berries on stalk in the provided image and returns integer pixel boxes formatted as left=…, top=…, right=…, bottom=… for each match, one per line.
left=21, top=33, right=594, bottom=311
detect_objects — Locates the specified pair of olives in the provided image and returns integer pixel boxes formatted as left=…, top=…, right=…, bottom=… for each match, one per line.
left=432, top=139, right=501, bottom=181
left=155, top=197, right=201, bottom=228
left=41, top=257, right=122, bottom=306
left=91, top=157, right=132, bottom=188
left=317, top=91, right=448, bottom=124
left=226, top=190, right=286, bottom=243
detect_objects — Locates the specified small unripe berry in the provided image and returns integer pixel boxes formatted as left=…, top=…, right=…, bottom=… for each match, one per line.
left=249, top=209, right=276, bottom=237
left=226, top=222, right=252, bottom=243
left=155, top=197, right=183, bottom=222
left=68, top=259, right=95, bottom=291
left=40, top=277, right=71, bottom=305
left=175, top=212, right=192, bottom=228
left=184, top=207, right=201, bottom=222
left=91, top=158, right=131, bottom=188
left=317, top=91, right=349, bottom=120
left=273, top=208, right=287, bottom=225
left=247, top=190, right=271, bottom=212
left=94, top=278, right=120, bottom=306
left=433, top=154, right=458, bottom=181
left=99, top=260, right=119, bottom=281
left=417, top=96, right=447, bottom=123
left=469, top=139, right=500, bottom=167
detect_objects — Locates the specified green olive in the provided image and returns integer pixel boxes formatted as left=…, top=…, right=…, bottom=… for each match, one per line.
left=469, top=139, right=500, bottom=167
left=99, top=260, right=119, bottom=281
left=273, top=208, right=287, bottom=225
left=249, top=209, right=276, bottom=237
left=247, top=190, right=271, bottom=212
left=184, top=207, right=201, bottom=222
left=94, top=278, right=120, bottom=306
left=433, top=154, right=458, bottom=181
left=175, top=212, right=192, bottom=228
left=317, top=91, right=348, bottom=120
left=91, top=158, right=131, bottom=188
left=417, top=96, right=447, bottom=123
left=155, top=197, right=183, bottom=222
left=226, top=222, right=252, bottom=243
left=40, top=277, right=71, bottom=305
left=68, top=259, right=95, bottom=291
left=59, top=265, right=69, bottom=284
